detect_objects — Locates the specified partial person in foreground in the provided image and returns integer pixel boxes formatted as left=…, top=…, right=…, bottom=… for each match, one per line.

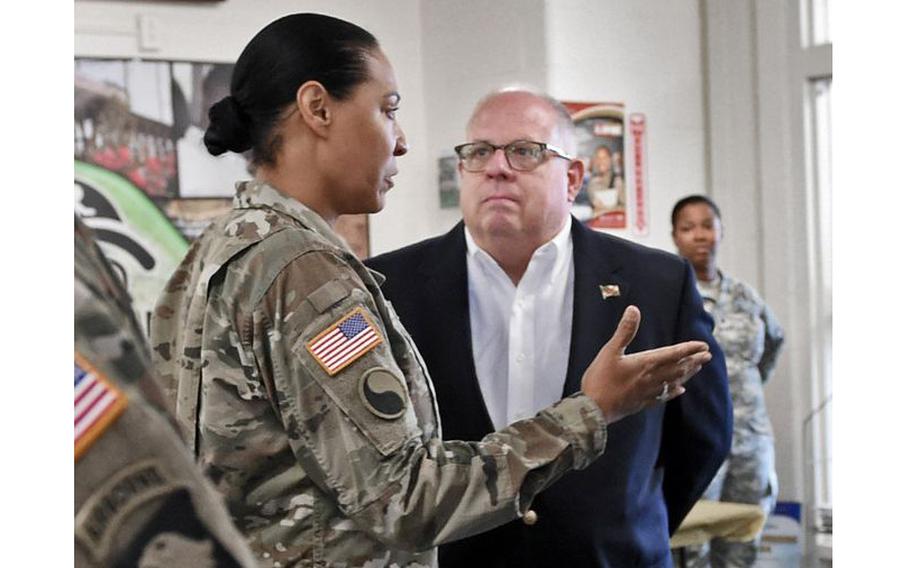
left=150, top=14, right=713, bottom=568
left=75, top=216, right=257, bottom=568
left=671, top=194, right=784, bottom=567
left=367, top=89, right=733, bottom=567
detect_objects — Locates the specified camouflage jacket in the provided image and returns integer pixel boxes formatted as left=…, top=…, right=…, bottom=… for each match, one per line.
left=697, top=272, right=784, bottom=438
left=150, top=180, right=608, bottom=568
left=75, top=216, right=258, bottom=568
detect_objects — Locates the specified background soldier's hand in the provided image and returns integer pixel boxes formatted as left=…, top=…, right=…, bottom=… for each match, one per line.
left=581, top=305, right=711, bottom=424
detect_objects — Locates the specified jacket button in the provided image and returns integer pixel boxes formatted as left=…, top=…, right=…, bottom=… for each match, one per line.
left=522, top=510, right=538, bottom=526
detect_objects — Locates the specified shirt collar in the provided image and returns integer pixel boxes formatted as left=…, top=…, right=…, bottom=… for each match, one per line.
left=464, top=224, right=483, bottom=258
left=542, top=216, right=573, bottom=259
left=233, top=179, right=352, bottom=253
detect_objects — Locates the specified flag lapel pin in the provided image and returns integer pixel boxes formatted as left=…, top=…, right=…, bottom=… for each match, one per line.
left=599, top=284, right=621, bottom=299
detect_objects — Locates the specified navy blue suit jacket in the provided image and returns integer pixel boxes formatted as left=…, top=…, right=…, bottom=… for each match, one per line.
left=366, top=219, right=732, bottom=567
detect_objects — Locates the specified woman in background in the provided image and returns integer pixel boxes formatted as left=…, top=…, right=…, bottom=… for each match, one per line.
left=672, top=195, right=784, bottom=568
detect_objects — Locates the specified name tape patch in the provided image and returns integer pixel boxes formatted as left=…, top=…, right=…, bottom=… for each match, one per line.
left=75, top=460, right=187, bottom=563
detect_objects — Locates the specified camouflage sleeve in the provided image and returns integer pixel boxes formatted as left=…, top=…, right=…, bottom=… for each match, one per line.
left=757, top=299, right=785, bottom=383
left=75, top=266, right=259, bottom=568
left=256, top=250, right=608, bottom=551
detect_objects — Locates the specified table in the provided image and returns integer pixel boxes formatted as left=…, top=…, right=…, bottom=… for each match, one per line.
left=670, top=500, right=766, bottom=564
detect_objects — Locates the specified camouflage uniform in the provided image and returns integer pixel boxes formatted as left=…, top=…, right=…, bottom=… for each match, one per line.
left=75, top=216, right=258, bottom=568
left=150, top=180, right=608, bottom=568
left=684, top=272, right=784, bottom=568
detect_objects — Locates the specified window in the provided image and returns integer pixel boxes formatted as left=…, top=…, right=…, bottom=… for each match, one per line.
left=806, top=76, right=832, bottom=514
left=799, top=0, right=833, bottom=548
left=808, top=0, right=831, bottom=46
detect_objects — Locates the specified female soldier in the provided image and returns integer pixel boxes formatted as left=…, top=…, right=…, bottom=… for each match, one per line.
left=671, top=195, right=784, bottom=567
left=151, top=14, right=710, bottom=567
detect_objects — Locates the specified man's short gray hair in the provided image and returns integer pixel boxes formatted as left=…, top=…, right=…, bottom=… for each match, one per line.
left=468, top=86, right=578, bottom=157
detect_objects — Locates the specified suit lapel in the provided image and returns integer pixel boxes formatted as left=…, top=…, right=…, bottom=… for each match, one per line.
left=421, top=223, right=495, bottom=433
left=563, top=219, right=632, bottom=396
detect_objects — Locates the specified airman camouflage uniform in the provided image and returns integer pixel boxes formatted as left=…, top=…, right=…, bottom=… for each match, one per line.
left=75, top=216, right=258, bottom=568
left=684, top=272, right=784, bottom=568
left=150, top=180, right=609, bottom=568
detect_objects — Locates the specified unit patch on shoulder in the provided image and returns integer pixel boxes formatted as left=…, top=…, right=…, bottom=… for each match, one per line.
left=75, top=352, right=127, bottom=461
left=358, top=367, right=407, bottom=420
left=306, top=306, right=383, bottom=376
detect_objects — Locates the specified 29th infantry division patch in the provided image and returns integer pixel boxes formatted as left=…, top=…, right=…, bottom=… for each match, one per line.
left=307, top=307, right=383, bottom=376
left=75, top=352, right=127, bottom=460
left=359, top=368, right=407, bottom=420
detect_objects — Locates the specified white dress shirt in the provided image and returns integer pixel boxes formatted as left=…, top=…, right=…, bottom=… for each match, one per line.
left=465, top=220, right=575, bottom=430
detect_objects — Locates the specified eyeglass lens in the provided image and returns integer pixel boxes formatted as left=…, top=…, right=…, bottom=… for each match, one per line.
left=459, top=141, right=546, bottom=171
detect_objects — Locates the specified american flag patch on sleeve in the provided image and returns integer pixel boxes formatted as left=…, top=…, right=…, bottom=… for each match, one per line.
left=306, top=307, right=383, bottom=376
left=75, top=353, right=127, bottom=461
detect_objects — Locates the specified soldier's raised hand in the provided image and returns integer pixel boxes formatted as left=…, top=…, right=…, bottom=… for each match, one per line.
left=581, top=305, right=711, bottom=424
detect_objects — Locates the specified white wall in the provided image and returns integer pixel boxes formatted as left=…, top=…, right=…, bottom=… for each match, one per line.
left=544, top=0, right=706, bottom=251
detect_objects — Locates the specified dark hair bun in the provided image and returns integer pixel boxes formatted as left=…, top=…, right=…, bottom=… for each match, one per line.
left=203, top=96, right=252, bottom=156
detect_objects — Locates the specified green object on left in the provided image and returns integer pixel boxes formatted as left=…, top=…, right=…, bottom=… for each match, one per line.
left=75, top=159, right=190, bottom=333
left=75, top=159, right=188, bottom=259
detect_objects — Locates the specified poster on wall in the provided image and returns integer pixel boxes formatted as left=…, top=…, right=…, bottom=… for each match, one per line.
left=75, top=57, right=370, bottom=332
left=75, top=58, right=249, bottom=199
left=563, top=101, right=627, bottom=230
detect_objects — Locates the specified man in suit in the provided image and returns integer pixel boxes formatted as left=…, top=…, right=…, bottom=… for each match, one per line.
left=367, top=89, right=732, bottom=567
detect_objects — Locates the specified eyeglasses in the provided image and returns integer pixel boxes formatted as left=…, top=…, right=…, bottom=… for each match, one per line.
left=453, top=140, right=572, bottom=172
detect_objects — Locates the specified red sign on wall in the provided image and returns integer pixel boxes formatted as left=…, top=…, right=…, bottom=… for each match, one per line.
left=629, top=113, right=648, bottom=236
